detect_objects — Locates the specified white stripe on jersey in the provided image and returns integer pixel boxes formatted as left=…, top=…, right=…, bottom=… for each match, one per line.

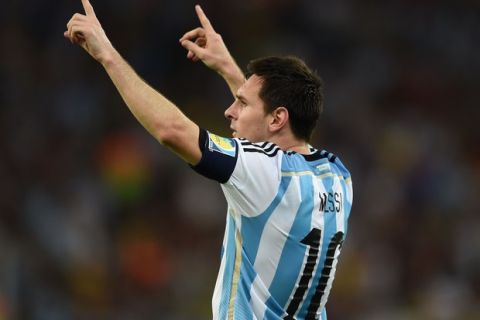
left=250, top=275, right=270, bottom=320
left=253, top=178, right=302, bottom=288
left=333, top=176, right=345, bottom=235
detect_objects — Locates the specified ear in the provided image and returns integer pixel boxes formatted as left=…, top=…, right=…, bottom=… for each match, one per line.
left=268, top=107, right=289, bottom=133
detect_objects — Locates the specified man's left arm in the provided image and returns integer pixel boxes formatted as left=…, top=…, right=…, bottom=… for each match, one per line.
left=180, top=5, right=245, bottom=98
left=65, top=0, right=201, bottom=164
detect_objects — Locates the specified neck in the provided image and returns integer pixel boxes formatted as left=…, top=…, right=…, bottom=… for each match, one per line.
left=269, top=134, right=310, bottom=154
left=282, top=142, right=310, bottom=154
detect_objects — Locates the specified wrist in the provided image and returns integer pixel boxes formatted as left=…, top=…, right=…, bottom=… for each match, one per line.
left=99, top=47, right=121, bottom=69
left=219, top=59, right=244, bottom=82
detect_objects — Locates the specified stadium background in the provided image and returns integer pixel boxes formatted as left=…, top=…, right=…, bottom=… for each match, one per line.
left=0, top=0, right=479, bottom=319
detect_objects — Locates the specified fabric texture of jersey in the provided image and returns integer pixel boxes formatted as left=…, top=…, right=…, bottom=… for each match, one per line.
left=192, top=129, right=353, bottom=320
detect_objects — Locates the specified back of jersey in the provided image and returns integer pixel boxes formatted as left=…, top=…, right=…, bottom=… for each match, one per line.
left=220, top=141, right=352, bottom=320
left=191, top=132, right=353, bottom=320
left=265, top=149, right=352, bottom=320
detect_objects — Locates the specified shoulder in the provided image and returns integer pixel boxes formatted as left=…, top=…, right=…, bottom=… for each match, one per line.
left=317, top=149, right=352, bottom=180
left=225, top=138, right=284, bottom=187
left=236, top=138, right=283, bottom=158
left=279, top=146, right=352, bottom=180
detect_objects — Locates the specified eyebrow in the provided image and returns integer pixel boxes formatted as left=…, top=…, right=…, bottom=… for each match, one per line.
left=236, top=93, right=248, bottom=103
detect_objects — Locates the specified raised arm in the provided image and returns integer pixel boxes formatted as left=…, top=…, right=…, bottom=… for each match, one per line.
left=64, top=0, right=201, bottom=165
left=180, top=5, right=245, bottom=97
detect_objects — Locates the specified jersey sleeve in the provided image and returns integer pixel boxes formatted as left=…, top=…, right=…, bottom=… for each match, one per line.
left=191, top=129, right=283, bottom=217
left=223, top=139, right=283, bottom=217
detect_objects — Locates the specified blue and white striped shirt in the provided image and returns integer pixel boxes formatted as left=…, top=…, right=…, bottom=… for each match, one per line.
left=192, top=130, right=353, bottom=320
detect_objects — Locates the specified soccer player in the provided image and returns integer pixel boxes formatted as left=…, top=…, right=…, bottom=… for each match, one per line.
left=65, top=1, right=353, bottom=319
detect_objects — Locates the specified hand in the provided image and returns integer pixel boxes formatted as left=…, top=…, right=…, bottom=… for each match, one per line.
left=180, top=5, right=235, bottom=74
left=64, top=0, right=115, bottom=64
left=180, top=5, right=245, bottom=95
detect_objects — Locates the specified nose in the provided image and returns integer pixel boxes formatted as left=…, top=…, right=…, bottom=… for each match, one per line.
left=224, top=101, right=237, bottom=120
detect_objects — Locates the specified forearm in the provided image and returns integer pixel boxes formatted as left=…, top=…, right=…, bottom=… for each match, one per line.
left=218, top=59, right=245, bottom=97
left=100, top=49, right=200, bottom=163
left=101, top=50, right=189, bottom=141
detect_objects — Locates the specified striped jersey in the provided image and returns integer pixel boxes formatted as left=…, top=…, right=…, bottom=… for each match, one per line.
left=192, top=129, right=353, bottom=320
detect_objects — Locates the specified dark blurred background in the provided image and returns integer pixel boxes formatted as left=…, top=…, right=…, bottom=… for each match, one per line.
left=1, top=0, right=479, bottom=319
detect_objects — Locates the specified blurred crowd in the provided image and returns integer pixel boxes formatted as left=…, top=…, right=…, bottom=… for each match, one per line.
left=0, top=0, right=479, bottom=319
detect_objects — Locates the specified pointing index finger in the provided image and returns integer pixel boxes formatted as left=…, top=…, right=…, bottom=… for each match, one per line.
left=81, top=0, right=96, bottom=17
left=195, top=5, right=214, bottom=32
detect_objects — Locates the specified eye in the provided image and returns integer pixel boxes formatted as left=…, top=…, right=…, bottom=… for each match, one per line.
left=239, top=100, right=247, bottom=107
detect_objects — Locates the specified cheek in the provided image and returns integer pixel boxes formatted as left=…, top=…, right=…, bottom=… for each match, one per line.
left=237, top=109, right=268, bottom=140
left=248, top=115, right=269, bottom=139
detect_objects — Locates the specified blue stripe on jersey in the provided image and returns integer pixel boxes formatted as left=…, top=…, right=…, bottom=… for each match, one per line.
left=264, top=302, right=286, bottom=320
left=219, top=214, right=237, bottom=320
left=340, top=179, right=351, bottom=236
left=321, top=307, right=327, bottom=319
left=298, top=175, right=338, bottom=319
left=329, top=161, right=352, bottom=235
left=328, top=162, right=346, bottom=179
left=241, top=176, right=292, bottom=263
left=234, top=253, right=257, bottom=320
left=265, top=174, right=315, bottom=318
left=330, top=157, right=351, bottom=179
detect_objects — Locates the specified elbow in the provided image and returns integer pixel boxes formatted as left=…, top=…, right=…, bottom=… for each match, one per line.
left=152, top=118, right=201, bottom=164
left=154, top=119, right=186, bottom=146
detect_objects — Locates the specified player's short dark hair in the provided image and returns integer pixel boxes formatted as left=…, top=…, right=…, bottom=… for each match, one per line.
left=246, top=56, right=324, bottom=142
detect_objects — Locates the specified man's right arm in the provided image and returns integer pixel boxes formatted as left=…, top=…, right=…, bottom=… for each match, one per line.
left=179, top=5, right=245, bottom=97
left=65, top=0, right=201, bottom=165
